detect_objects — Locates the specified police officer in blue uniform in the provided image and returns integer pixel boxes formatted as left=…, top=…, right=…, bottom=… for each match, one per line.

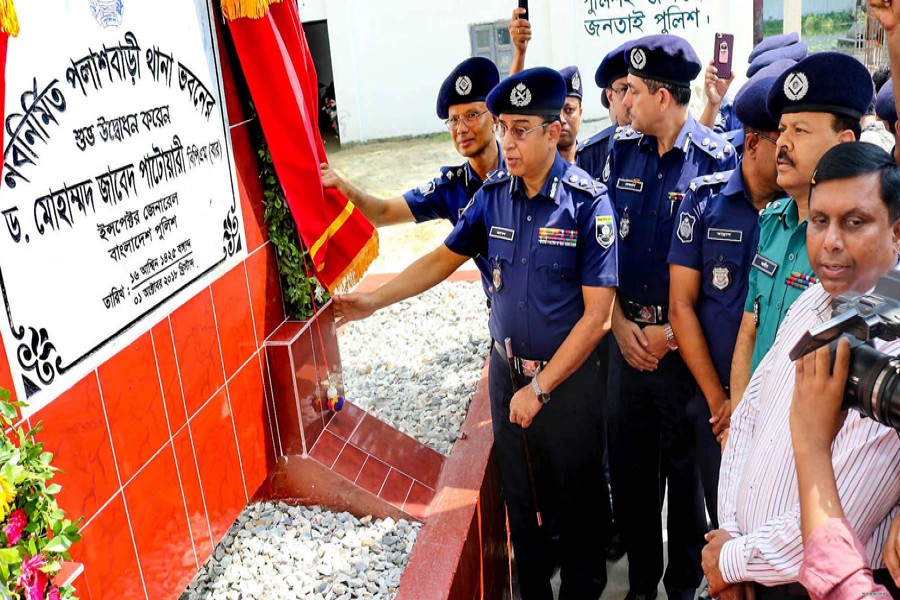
left=667, top=59, right=794, bottom=532
left=557, top=65, right=585, bottom=164
left=603, top=35, right=737, bottom=600
left=321, top=57, right=502, bottom=294
left=577, top=40, right=636, bottom=179
left=334, top=68, right=618, bottom=600
left=875, top=76, right=900, bottom=165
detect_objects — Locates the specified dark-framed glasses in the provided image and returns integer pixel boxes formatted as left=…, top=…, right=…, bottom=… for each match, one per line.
left=445, top=109, right=490, bottom=131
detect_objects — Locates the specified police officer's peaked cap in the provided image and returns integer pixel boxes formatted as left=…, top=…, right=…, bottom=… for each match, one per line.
left=436, top=57, right=500, bottom=120
left=624, top=34, right=702, bottom=88
left=746, top=42, right=808, bottom=77
left=596, top=40, right=635, bottom=89
left=558, top=66, right=584, bottom=100
left=767, top=52, right=874, bottom=121
left=486, top=67, right=566, bottom=117
left=735, top=59, right=796, bottom=132
left=748, top=32, right=800, bottom=63
left=876, top=78, right=897, bottom=125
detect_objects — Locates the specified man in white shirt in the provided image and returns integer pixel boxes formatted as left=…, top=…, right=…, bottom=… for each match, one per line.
left=702, top=142, right=900, bottom=599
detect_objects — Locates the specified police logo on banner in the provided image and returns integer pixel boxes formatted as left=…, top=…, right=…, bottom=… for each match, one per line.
left=596, top=215, right=614, bottom=249
left=455, top=75, right=472, bottom=96
left=630, top=48, right=647, bottom=70
left=677, top=212, right=696, bottom=243
left=511, top=83, right=532, bottom=107
left=712, top=266, right=730, bottom=291
left=784, top=72, right=809, bottom=102
left=418, top=180, right=436, bottom=196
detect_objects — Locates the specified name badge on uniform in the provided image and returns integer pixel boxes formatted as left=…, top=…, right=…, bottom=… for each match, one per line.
left=616, top=178, right=644, bottom=193
left=752, top=253, right=778, bottom=277
left=489, top=226, right=515, bottom=242
left=539, top=227, right=578, bottom=247
left=595, top=216, right=614, bottom=249
left=712, top=266, right=730, bottom=291
left=708, top=228, right=743, bottom=243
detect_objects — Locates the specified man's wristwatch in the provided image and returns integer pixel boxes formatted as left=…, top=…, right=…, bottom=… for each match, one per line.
left=664, top=323, right=678, bottom=351
left=531, top=375, right=551, bottom=404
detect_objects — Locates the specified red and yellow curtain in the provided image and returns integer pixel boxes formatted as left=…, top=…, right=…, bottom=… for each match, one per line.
left=226, top=0, right=378, bottom=292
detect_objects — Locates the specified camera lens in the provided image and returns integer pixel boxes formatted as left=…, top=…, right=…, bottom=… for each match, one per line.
left=842, top=342, right=900, bottom=430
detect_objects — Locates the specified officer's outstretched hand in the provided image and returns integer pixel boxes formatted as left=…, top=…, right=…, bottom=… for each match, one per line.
left=870, top=0, right=900, bottom=32
left=611, top=309, right=659, bottom=371
left=508, top=8, right=531, bottom=54
left=510, top=386, right=542, bottom=429
left=333, top=293, right=376, bottom=326
left=704, top=61, right=734, bottom=106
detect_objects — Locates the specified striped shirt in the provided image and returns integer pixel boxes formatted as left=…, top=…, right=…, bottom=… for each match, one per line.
left=718, top=282, right=900, bottom=586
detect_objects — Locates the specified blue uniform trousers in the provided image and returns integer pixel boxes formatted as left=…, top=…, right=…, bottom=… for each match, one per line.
left=489, top=346, right=609, bottom=600
left=686, top=388, right=722, bottom=529
left=607, top=338, right=706, bottom=600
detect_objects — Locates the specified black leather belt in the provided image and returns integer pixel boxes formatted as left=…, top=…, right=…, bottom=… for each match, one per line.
left=621, top=298, right=668, bottom=325
left=492, top=340, right=547, bottom=378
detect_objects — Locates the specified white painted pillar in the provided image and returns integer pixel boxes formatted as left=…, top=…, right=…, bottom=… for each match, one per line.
left=784, top=0, right=803, bottom=37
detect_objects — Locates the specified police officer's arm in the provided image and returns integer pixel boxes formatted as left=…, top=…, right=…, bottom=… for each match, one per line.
left=669, top=265, right=730, bottom=436
left=508, top=8, right=531, bottom=76
left=699, top=61, right=735, bottom=129
left=333, top=244, right=468, bottom=325
left=730, top=311, right=756, bottom=412
left=870, top=2, right=900, bottom=125
left=320, top=163, right=415, bottom=226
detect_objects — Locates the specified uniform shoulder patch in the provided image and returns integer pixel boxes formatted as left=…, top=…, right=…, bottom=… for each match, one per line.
left=483, top=168, right=509, bottom=186
left=612, top=126, right=642, bottom=143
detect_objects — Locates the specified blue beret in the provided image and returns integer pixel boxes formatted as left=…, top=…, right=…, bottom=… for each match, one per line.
left=486, top=67, right=566, bottom=117
left=595, top=40, right=635, bottom=89
left=734, top=59, right=796, bottom=132
left=436, top=57, right=500, bottom=120
left=559, top=66, right=584, bottom=100
left=748, top=32, right=800, bottom=62
left=876, top=78, right=897, bottom=124
left=767, top=52, right=874, bottom=121
left=625, top=34, right=702, bottom=88
left=746, top=42, right=808, bottom=77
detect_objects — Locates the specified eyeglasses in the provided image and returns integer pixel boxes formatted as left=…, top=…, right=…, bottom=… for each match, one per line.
left=609, top=86, right=628, bottom=98
left=445, top=110, right=490, bottom=131
left=493, top=122, right=549, bottom=142
left=751, top=131, right=778, bottom=145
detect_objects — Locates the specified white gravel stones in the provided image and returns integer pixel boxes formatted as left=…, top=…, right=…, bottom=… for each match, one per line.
left=339, top=280, right=490, bottom=455
left=181, top=503, right=421, bottom=600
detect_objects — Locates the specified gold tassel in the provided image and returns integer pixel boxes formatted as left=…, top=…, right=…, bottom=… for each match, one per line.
left=221, top=0, right=283, bottom=21
left=328, top=231, right=380, bottom=295
left=0, top=0, right=19, bottom=37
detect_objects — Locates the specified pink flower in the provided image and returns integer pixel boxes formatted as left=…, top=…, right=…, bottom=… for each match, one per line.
left=47, top=585, right=61, bottom=600
left=4, top=508, right=27, bottom=545
left=18, top=553, right=48, bottom=600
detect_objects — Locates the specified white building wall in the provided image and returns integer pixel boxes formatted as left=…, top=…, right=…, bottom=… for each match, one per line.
left=301, top=1, right=754, bottom=144
left=764, top=0, right=856, bottom=21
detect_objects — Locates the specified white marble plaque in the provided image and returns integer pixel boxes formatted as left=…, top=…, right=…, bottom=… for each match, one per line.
left=0, top=0, right=245, bottom=412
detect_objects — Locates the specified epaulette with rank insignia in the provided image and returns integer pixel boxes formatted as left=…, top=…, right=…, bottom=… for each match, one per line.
left=611, top=125, right=642, bottom=144
left=482, top=168, right=510, bottom=187
left=759, top=197, right=791, bottom=218
left=690, top=127, right=735, bottom=161
left=688, top=169, right=734, bottom=192
left=562, top=170, right=606, bottom=197
left=577, top=127, right=613, bottom=153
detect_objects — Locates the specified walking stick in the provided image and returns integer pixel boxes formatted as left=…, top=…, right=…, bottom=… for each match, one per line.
left=504, top=337, right=543, bottom=528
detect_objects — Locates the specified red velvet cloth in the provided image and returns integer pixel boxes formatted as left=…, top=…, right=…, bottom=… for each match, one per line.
left=228, top=1, right=377, bottom=292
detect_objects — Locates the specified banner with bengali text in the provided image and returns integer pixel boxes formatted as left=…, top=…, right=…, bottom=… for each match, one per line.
left=0, top=0, right=244, bottom=410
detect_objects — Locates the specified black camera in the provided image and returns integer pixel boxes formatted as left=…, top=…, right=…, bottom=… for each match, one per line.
left=789, top=270, right=900, bottom=430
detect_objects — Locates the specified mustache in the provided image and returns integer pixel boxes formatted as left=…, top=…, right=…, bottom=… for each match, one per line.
left=777, top=148, right=795, bottom=166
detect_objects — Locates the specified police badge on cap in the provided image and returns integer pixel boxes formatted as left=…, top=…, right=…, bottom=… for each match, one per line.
left=436, top=57, right=500, bottom=120
left=487, top=67, right=567, bottom=116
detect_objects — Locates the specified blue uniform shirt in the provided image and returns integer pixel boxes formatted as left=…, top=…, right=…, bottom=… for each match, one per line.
left=667, top=163, right=784, bottom=385
left=715, top=97, right=743, bottom=134
left=402, top=145, right=503, bottom=294
left=605, top=116, right=738, bottom=306
left=575, top=122, right=617, bottom=180
left=445, top=153, right=618, bottom=361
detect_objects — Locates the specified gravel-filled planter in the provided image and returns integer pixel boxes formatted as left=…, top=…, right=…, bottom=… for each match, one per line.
left=339, top=280, right=490, bottom=455
left=181, top=503, right=421, bottom=599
